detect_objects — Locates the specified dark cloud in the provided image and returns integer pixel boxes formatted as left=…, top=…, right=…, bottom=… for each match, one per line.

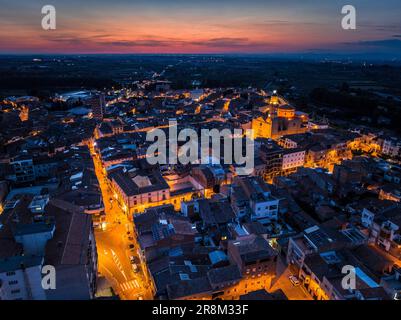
left=43, top=34, right=175, bottom=47
left=359, top=23, right=401, bottom=32
left=104, top=40, right=173, bottom=47
left=41, top=33, right=270, bottom=49
left=347, top=39, right=401, bottom=48
left=189, top=37, right=250, bottom=47
left=43, top=36, right=86, bottom=45
left=106, top=37, right=270, bottom=49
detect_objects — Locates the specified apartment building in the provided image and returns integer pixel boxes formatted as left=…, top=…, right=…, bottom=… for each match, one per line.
left=230, top=176, right=280, bottom=224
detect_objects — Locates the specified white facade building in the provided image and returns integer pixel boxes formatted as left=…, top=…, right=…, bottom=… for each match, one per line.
left=382, top=138, right=401, bottom=158
left=282, top=149, right=306, bottom=172
left=0, top=256, right=46, bottom=300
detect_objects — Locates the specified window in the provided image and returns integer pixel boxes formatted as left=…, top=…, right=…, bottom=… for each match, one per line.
left=11, top=289, right=20, bottom=294
left=6, top=271, right=16, bottom=277
left=8, top=280, right=18, bottom=285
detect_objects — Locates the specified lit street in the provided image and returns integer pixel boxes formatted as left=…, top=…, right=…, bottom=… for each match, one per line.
left=91, top=142, right=153, bottom=300
left=270, top=257, right=313, bottom=300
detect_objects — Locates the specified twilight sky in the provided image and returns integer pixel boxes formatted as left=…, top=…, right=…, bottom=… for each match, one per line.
left=1, top=0, right=401, bottom=55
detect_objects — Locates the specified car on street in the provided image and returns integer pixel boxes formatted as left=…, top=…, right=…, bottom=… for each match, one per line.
left=130, top=256, right=140, bottom=264
left=289, top=275, right=301, bottom=286
left=132, top=263, right=139, bottom=273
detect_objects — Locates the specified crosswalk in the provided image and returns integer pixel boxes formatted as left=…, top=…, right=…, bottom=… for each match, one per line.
left=120, top=279, right=140, bottom=291
left=110, top=249, right=127, bottom=280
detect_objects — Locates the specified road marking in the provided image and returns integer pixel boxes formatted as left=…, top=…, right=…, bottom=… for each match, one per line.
left=110, top=249, right=127, bottom=280
left=120, top=280, right=140, bottom=292
left=121, top=270, right=127, bottom=280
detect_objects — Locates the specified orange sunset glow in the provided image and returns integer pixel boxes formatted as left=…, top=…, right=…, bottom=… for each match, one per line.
left=0, top=1, right=401, bottom=54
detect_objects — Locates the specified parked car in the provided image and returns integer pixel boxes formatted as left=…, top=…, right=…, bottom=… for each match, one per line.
left=132, top=263, right=139, bottom=273
left=289, top=275, right=300, bottom=286
left=130, top=256, right=140, bottom=264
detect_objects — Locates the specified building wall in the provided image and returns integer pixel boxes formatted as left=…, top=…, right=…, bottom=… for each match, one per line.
left=250, top=199, right=279, bottom=222
left=11, top=159, right=35, bottom=183
left=282, top=151, right=305, bottom=171
left=382, top=139, right=401, bottom=157
left=278, top=137, right=298, bottom=149
left=0, top=265, right=46, bottom=300
left=252, top=117, right=272, bottom=139
left=91, top=93, right=105, bottom=120
left=128, top=189, right=170, bottom=209
left=270, top=117, right=307, bottom=140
